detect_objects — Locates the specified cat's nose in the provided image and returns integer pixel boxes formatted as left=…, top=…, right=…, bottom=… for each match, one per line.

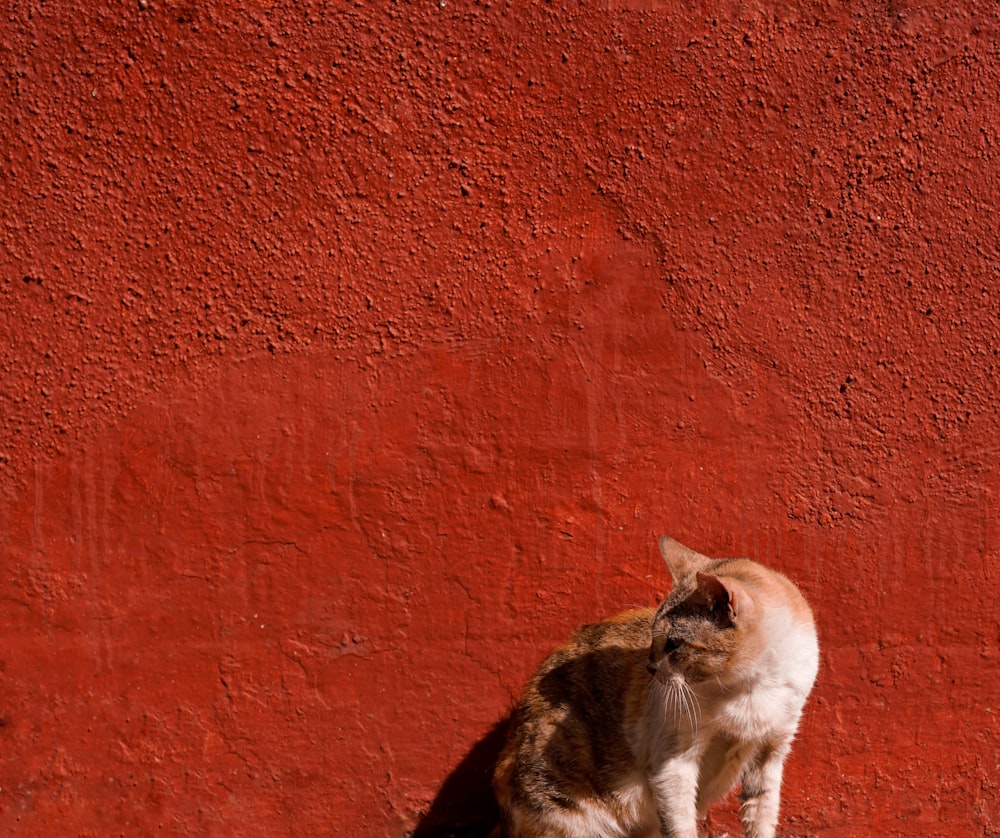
left=646, top=660, right=659, bottom=676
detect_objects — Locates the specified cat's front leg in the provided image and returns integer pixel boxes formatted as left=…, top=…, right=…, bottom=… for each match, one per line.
left=738, top=739, right=792, bottom=838
left=651, top=756, right=700, bottom=838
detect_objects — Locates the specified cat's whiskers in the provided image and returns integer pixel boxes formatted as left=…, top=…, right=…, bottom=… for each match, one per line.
left=675, top=677, right=700, bottom=732
left=646, top=675, right=672, bottom=728
left=652, top=674, right=700, bottom=734
left=663, top=681, right=681, bottom=728
left=712, top=674, right=733, bottom=695
left=658, top=679, right=675, bottom=729
left=687, top=679, right=711, bottom=704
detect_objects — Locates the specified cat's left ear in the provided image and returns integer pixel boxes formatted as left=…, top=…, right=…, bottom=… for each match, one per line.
left=694, top=572, right=747, bottom=626
left=658, top=536, right=712, bottom=582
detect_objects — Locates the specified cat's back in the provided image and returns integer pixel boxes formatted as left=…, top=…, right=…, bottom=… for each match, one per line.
left=517, top=608, right=654, bottom=713
left=493, top=608, right=655, bottom=820
left=506, top=607, right=654, bottom=720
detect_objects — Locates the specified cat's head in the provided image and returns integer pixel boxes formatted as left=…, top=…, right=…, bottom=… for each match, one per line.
left=646, top=537, right=761, bottom=686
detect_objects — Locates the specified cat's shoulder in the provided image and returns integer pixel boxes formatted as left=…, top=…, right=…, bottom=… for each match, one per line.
left=567, top=607, right=656, bottom=649
left=528, top=607, right=655, bottom=682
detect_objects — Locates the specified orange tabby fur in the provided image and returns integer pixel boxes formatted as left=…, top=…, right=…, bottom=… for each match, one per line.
left=493, top=536, right=818, bottom=838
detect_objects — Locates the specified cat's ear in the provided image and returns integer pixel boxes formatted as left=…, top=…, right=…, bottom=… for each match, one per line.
left=658, top=536, right=712, bottom=582
left=694, top=571, right=746, bottom=626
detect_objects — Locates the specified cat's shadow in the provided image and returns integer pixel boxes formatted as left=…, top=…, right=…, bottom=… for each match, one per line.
left=411, top=715, right=511, bottom=838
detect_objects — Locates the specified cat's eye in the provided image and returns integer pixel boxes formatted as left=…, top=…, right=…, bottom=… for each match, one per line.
left=664, top=637, right=683, bottom=654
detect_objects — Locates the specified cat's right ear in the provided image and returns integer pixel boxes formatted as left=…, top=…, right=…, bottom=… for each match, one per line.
left=658, top=536, right=712, bottom=582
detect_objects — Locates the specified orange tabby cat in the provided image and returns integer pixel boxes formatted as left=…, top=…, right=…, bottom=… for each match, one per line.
left=493, top=536, right=819, bottom=838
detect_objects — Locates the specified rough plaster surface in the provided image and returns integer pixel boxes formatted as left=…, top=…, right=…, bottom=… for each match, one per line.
left=2, top=2, right=999, bottom=835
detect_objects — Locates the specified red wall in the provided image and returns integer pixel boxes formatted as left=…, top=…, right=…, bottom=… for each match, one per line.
left=2, top=2, right=999, bottom=835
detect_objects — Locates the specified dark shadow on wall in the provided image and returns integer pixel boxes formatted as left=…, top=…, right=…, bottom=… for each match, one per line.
left=411, top=715, right=511, bottom=838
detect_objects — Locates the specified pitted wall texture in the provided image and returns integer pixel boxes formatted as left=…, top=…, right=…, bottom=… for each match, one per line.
left=2, top=2, right=999, bottom=835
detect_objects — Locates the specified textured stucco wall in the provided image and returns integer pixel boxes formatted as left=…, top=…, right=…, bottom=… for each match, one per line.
left=2, top=2, right=999, bottom=835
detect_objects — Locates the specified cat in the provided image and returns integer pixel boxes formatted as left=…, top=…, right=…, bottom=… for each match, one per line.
left=492, top=536, right=819, bottom=838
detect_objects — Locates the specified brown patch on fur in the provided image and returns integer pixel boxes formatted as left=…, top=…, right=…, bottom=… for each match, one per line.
left=493, top=610, right=655, bottom=837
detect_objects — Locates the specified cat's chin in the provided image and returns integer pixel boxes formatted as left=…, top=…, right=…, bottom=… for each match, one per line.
left=652, top=668, right=703, bottom=688
left=655, top=669, right=736, bottom=701
left=652, top=669, right=687, bottom=687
